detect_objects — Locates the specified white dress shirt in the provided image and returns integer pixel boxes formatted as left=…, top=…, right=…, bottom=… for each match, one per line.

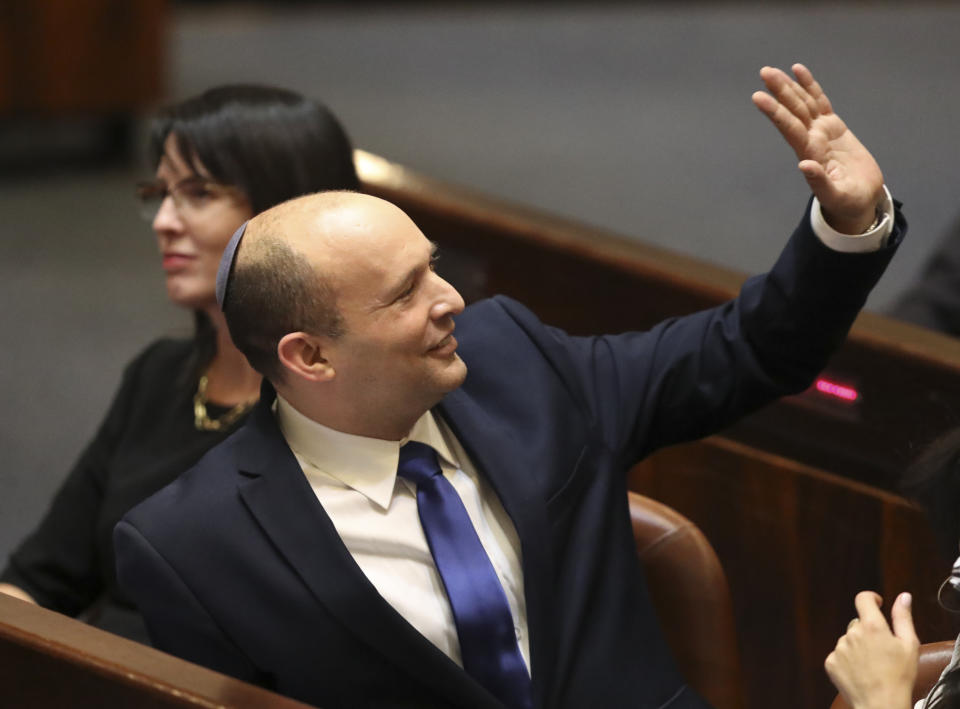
left=811, top=185, right=895, bottom=252
left=275, top=395, right=530, bottom=672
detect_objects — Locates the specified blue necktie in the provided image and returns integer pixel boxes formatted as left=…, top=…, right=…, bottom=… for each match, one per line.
left=398, top=441, right=533, bottom=709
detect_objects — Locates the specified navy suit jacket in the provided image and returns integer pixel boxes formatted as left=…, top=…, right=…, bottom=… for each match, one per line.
left=116, top=204, right=904, bottom=709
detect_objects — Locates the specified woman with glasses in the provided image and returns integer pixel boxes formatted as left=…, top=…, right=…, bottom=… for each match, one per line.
left=826, top=429, right=960, bottom=709
left=0, top=85, right=358, bottom=642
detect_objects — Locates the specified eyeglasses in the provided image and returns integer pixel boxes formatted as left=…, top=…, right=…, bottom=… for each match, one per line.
left=135, top=176, right=240, bottom=222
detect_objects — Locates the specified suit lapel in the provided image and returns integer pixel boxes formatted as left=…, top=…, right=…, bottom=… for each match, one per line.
left=233, top=387, right=503, bottom=709
left=438, top=388, right=559, bottom=709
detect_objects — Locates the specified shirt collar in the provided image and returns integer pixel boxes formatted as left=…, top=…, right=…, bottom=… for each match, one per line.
left=274, top=395, right=459, bottom=510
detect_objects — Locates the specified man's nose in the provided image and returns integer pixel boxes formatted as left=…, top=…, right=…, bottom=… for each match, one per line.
left=430, top=273, right=466, bottom=319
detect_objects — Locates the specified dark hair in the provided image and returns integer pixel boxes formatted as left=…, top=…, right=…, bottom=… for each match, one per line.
left=225, top=236, right=344, bottom=383
left=901, top=427, right=960, bottom=562
left=149, top=84, right=359, bottom=213
left=148, top=85, right=358, bottom=383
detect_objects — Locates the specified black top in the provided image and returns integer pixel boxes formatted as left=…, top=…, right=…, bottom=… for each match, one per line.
left=1, top=338, right=248, bottom=641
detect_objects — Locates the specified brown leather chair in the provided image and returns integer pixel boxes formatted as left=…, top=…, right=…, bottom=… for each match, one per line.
left=829, top=640, right=955, bottom=709
left=629, top=491, right=745, bottom=709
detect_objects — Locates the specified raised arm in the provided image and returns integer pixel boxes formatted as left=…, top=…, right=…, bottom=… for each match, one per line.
left=752, top=63, right=885, bottom=235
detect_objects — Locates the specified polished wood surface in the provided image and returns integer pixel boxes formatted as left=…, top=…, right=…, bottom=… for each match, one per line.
left=0, top=0, right=164, bottom=113
left=0, top=593, right=315, bottom=708
left=356, top=150, right=960, bottom=488
left=630, top=437, right=960, bottom=709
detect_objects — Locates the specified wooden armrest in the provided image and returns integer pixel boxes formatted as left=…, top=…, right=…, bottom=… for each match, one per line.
left=0, top=592, right=313, bottom=707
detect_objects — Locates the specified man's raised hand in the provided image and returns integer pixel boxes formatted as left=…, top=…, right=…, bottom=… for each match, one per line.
left=752, top=63, right=884, bottom=235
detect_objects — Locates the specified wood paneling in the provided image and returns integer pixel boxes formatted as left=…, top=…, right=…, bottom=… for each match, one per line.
left=630, top=437, right=959, bottom=709
left=0, top=0, right=164, bottom=114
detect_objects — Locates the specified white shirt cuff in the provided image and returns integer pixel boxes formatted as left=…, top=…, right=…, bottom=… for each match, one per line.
left=810, top=185, right=895, bottom=253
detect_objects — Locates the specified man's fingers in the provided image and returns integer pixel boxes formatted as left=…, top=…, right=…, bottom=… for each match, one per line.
left=792, top=63, right=834, bottom=115
left=751, top=90, right=775, bottom=113
left=752, top=91, right=809, bottom=155
left=890, top=592, right=919, bottom=644
left=760, top=66, right=814, bottom=125
left=792, top=64, right=821, bottom=97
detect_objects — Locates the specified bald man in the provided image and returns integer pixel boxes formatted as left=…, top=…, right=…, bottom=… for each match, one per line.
left=116, top=65, right=905, bottom=709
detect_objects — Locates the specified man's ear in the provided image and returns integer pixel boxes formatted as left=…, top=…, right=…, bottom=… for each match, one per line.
left=277, top=332, right=336, bottom=382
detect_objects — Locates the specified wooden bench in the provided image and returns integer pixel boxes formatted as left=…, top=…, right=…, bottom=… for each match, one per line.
left=0, top=592, right=314, bottom=708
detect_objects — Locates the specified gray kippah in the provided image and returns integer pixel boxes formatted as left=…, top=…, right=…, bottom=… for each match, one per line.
left=216, top=222, right=247, bottom=310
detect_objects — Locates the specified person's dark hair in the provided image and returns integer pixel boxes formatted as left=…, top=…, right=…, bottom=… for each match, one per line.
left=225, top=236, right=344, bottom=383
left=901, top=427, right=960, bottom=562
left=149, top=84, right=359, bottom=213
left=148, top=84, right=358, bottom=384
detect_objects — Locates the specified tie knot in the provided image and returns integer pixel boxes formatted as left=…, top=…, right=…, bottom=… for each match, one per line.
left=398, top=441, right=442, bottom=486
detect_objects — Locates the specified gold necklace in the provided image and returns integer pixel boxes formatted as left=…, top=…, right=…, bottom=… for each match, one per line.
left=193, top=375, right=256, bottom=432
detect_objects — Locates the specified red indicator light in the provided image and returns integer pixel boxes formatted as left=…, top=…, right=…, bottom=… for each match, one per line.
left=815, top=378, right=859, bottom=402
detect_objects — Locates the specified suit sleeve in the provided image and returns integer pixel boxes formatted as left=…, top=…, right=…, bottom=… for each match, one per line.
left=505, top=201, right=906, bottom=465
left=114, top=519, right=263, bottom=684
